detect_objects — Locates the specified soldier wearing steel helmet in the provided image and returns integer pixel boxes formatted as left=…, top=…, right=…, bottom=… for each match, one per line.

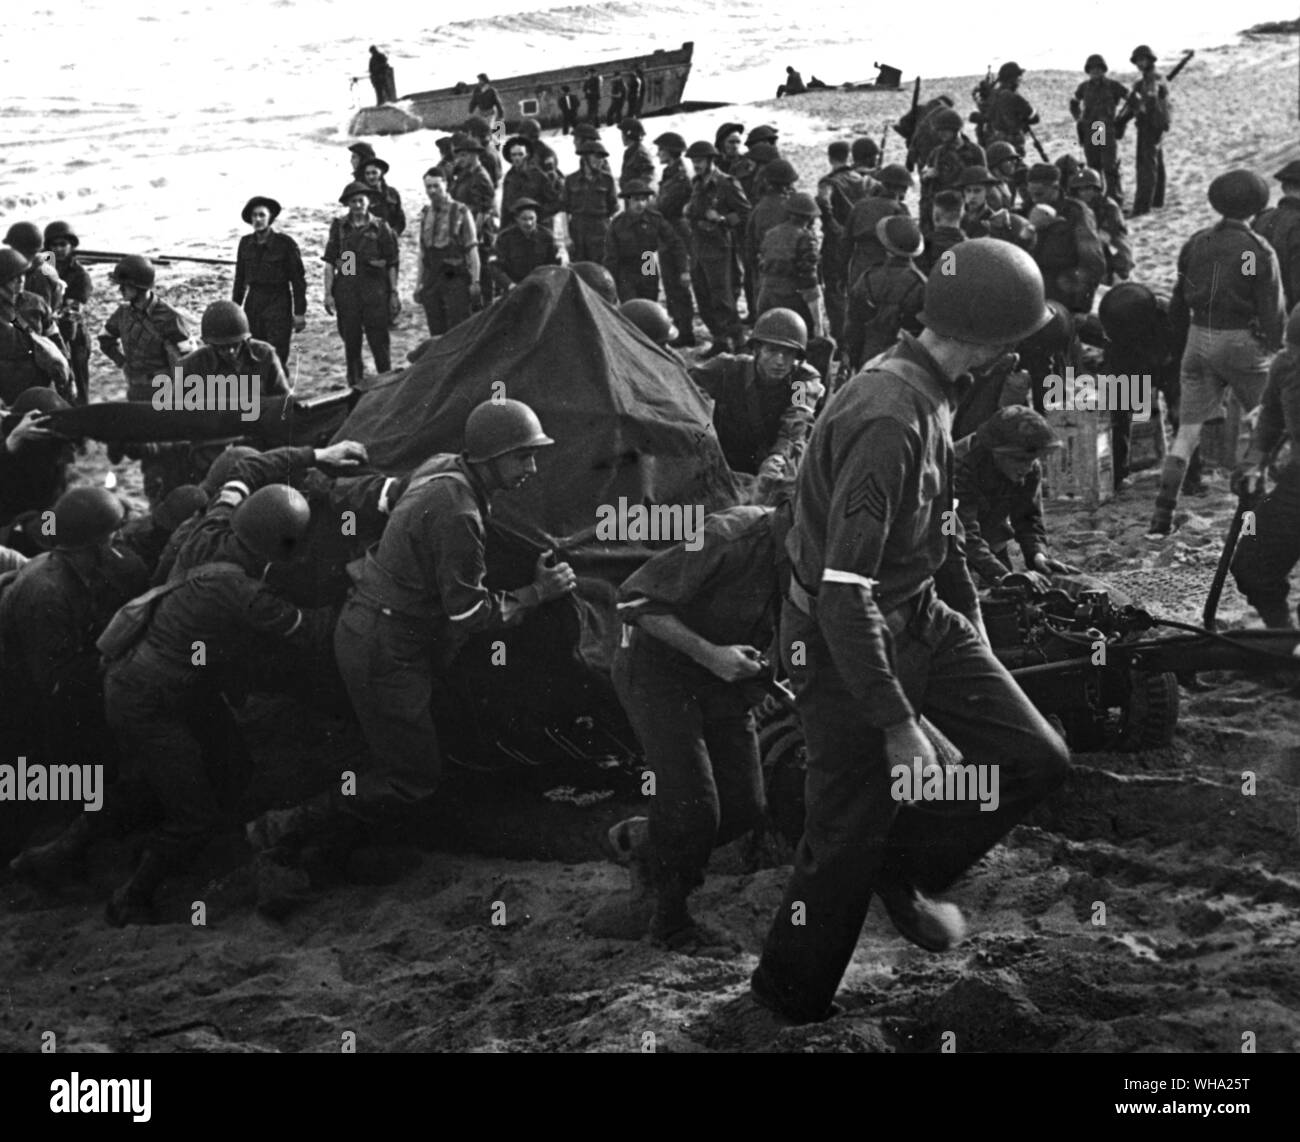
left=332, top=399, right=576, bottom=820
left=721, top=238, right=1069, bottom=1043
left=1118, top=44, right=1171, bottom=216
left=4, top=222, right=64, bottom=314
left=688, top=308, right=822, bottom=478
left=744, top=159, right=798, bottom=312
left=183, top=301, right=289, bottom=400
left=684, top=140, right=751, bottom=358
left=755, top=191, right=824, bottom=333
left=653, top=131, right=697, bottom=347
left=1069, top=54, right=1129, bottom=206
left=604, top=180, right=687, bottom=304
left=982, top=62, right=1039, bottom=155
left=1069, top=167, right=1132, bottom=282
left=98, top=255, right=194, bottom=401
left=1149, top=170, right=1284, bottom=537
left=0, top=248, right=52, bottom=405
left=845, top=165, right=911, bottom=284
left=42, top=222, right=94, bottom=405
left=919, top=109, right=985, bottom=236
left=562, top=140, right=619, bottom=263
left=618, top=117, right=656, bottom=189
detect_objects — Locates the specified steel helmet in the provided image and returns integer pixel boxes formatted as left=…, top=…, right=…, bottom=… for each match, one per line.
left=4, top=222, right=44, bottom=258
left=918, top=238, right=1051, bottom=344
left=997, top=61, right=1025, bottom=83
left=986, top=141, right=1018, bottom=166
left=1130, top=44, right=1156, bottom=65
left=745, top=125, right=778, bottom=146
left=201, top=300, right=252, bottom=345
left=1207, top=170, right=1270, bottom=219
left=877, top=215, right=923, bottom=258
left=618, top=117, right=645, bottom=137
left=653, top=131, right=686, bottom=153
left=110, top=254, right=156, bottom=289
left=851, top=137, right=880, bottom=166
left=621, top=298, right=676, bottom=346
left=1097, top=281, right=1160, bottom=344
left=43, top=220, right=80, bottom=249
left=1069, top=168, right=1104, bottom=192
left=684, top=140, right=720, bottom=160
left=464, top=399, right=555, bottom=462
left=50, top=486, right=125, bottom=550
left=931, top=108, right=964, bottom=133
left=1019, top=299, right=1074, bottom=352
left=9, top=386, right=69, bottom=416
left=0, top=247, right=31, bottom=283
left=750, top=308, right=808, bottom=352
left=784, top=192, right=819, bottom=217
left=1085, top=54, right=1107, bottom=72
left=877, top=163, right=914, bottom=190
left=571, top=261, right=619, bottom=305
left=763, top=159, right=798, bottom=187
left=152, top=484, right=209, bottom=533
left=231, top=484, right=311, bottom=562
left=976, top=405, right=1061, bottom=455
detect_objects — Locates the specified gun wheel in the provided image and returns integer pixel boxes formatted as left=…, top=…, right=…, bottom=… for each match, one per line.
left=1117, top=670, right=1180, bottom=751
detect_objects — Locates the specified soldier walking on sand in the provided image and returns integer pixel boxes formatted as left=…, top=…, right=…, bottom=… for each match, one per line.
left=1117, top=45, right=1170, bottom=217
left=232, top=197, right=307, bottom=369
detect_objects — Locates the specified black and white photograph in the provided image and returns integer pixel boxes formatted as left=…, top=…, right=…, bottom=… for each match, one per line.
left=1, top=0, right=1298, bottom=1098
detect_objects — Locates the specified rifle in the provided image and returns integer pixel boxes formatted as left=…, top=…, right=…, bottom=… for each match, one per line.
left=879, top=119, right=890, bottom=165
left=76, top=248, right=236, bottom=268
left=1025, top=124, right=1049, bottom=163
left=1116, top=49, right=1193, bottom=131
left=903, top=75, right=922, bottom=172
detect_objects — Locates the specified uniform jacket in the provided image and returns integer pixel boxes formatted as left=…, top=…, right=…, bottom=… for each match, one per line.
left=758, top=221, right=821, bottom=291
left=744, top=194, right=793, bottom=268
left=953, top=433, right=1048, bottom=585
left=923, top=137, right=987, bottom=194
left=686, top=168, right=751, bottom=249
left=620, top=144, right=656, bottom=188
left=1247, top=347, right=1300, bottom=470
left=322, top=214, right=399, bottom=291
left=452, top=166, right=497, bottom=233
left=491, top=225, right=562, bottom=286
left=1254, top=197, right=1300, bottom=312
left=1070, top=76, right=1128, bottom=154
left=655, top=160, right=692, bottom=222
left=562, top=167, right=619, bottom=219
left=368, top=184, right=406, bottom=235
left=177, top=340, right=290, bottom=398
left=418, top=199, right=478, bottom=269
left=604, top=208, right=686, bottom=279
left=100, top=294, right=193, bottom=376
left=845, top=256, right=926, bottom=368
left=846, top=195, right=908, bottom=282
left=1171, top=219, right=1284, bottom=345
left=233, top=230, right=308, bottom=315
left=503, top=165, right=560, bottom=220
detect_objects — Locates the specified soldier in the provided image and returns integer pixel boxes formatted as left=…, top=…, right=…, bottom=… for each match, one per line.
left=919, top=109, right=986, bottom=237
left=322, top=181, right=399, bottom=387
left=982, top=62, right=1039, bottom=155
left=606, top=74, right=626, bottom=126
left=582, top=69, right=602, bottom=127
left=584, top=495, right=792, bottom=949
left=331, top=400, right=576, bottom=821
left=654, top=131, right=696, bottom=348
left=1231, top=307, right=1300, bottom=628
left=4, top=222, right=64, bottom=313
left=604, top=180, right=687, bottom=304
left=732, top=127, right=781, bottom=204
left=98, top=255, right=194, bottom=400
left=358, top=156, right=406, bottom=237
left=1253, top=160, right=1300, bottom=312
left=628, top=65, right=647, bottom=118
left=756, top=192, right=823, bottom=335
left=1117, top=45, right=1170, bottom=217
left=1069, top=168, right=1133, bottom=282
left=957, top=166, right=999, bottom=237
left=851, top=137, right=881, bottom=183
left=467, top=72, right=505, bottom=123
left=100, top=483, right=319, bottom=925
left=432, top=137, right=457, bottom=185
left=819, top=143, right=870, bottom=342
left=777, top=65, right=807, bottom=97
left=231, top=196, right=307, bottom=369
left=744, top=159, right=798, bottom=322
left=368, top=45, right=393, bottom=104
left=1070, top=54, right=1129, bottom=206
left=462, top=117, right=503, bottom=188
left=902, top=94, right=957, bottom=172
left=954, top=406, right=1076, bottom=589
left=414, top=168, right=480, bottom=337
left=728, top=239, right=1069, bottom=1041
left=985, top=141, right=1026, bottom=212
left=1022, top=163, right=1106, bottom=314
left=348, top=141, right=375, bottom=176
left=502, top=136, right=560, bottom=227
left=620, top=298, right=680, bottom=356
left=559, top=85, right=580, bottom=136
left=489, top=199, right=563, bottom=292
left=920, top=190, right=966, bottom=275
left=844, top=216, right=926, bottom=372
left=451, top=134, right=498, bottom=307
left=0, top=250, right=52, bottom=405
left=1149, top=171, right=1283, bottom=536
left=517, top=118, right=558, bottom=172
left=562, top=140, right=619, bottom=263
left=0, top=388, right=76, bottom=552
left=684, top=140, right=751, bottom=358
left=42, top=222, right=94, bottom=405
left=688, top=307, right=822, bottom=477
left=715, top=123, right=745, bottom=174
left=619, top=117, right=656, bottom=188
left=183, top=301, right=289, bottom=399
left=845, top=164, right=911, bottom=288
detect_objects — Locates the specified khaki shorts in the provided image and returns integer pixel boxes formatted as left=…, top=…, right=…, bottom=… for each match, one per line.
left=1179, top=324, right=1270, bottom=425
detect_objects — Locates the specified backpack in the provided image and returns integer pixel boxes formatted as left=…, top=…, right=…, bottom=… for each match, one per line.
left=96, top=561, right=244, bottom=663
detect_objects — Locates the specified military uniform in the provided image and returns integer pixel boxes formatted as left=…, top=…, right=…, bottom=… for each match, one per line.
left=985, top=88, right=1036, bottom=153
left=503, top=164, right=560, bottom=225
left=1024, top=192, right=1106, bottom=313
left=179, top=340, right=290, bottom=399
left=919, top=224, right=966, bottom=276
left=0, top=295, right=51, bottom=406
left=232, top=230, right=307, bottom=367
left=562, top=167, right=619, bottom=263
left=749, top=334, right=1070, bottom=1022
left=1125, top=71, right=1169, bottom=215
left=52, top=256, right=94, bottom=404
left=844, top=256, right=926, bottom=370
left=1254, top=197, right=1300, bottom=312
left=99, top=294, right=193, bottom=400
left=953, top=433, right=1049, bottom=585
left=921, top=138, right=986, bottom=234
left=603, top=206, right=687, bottom=303
left=1070, top=75, right=1129, bottom=204
left=756, top=220, right=822, bottom=330
left=620, top=143, right=656, bottom=188
left=818, top=165, right=870, bottom=340
left=845, top=195, right=908, bottom=285
left=613, top=506, right=784, bottom=895
left=1087, top=193, right=1133, bottom=281
left=452, top=163, right=498, bottom=304
left=655, top=158, right=696, bottom=342
left=688, top=353, right=819, bottom=475
left=416, top=198, right=479, bottom=336
left=323, top=214, right=399, bottom=384
left=686, top=169, right=751, bottom=348
left=744, top=193, right=792, bottom=316
left=368, top=184, right=406, bottom=235
left=334, top=455, right=536, bottom=806
left=490, top=224, right=562, bottom=290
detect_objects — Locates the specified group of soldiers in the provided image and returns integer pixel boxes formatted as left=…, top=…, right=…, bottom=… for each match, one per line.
left=4, top=40, right=1300, bottom=1045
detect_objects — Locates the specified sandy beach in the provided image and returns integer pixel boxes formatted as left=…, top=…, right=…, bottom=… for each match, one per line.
left=3, top=28, right=1300, bottom=1055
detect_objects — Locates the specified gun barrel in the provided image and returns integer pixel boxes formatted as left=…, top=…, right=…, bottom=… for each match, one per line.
left=77, top=248, right=236, bottom=268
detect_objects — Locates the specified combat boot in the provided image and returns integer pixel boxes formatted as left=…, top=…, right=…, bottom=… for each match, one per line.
left=581, top=816, right=655, bottom=939
left=1255, top=603, right=1296, bottom=630
left=649, top=877, right=741, bottom=956
left=9, top=815, right=94, bottom=884
left=105, top=849, right=172, bottom=927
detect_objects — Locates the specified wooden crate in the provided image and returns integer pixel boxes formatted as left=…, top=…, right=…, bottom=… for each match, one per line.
left=1042, top=408, right=1114, bottom=509
left=1127, top=411, right=1166, bottom=471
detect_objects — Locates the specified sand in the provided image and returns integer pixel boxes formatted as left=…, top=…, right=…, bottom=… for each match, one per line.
left=3, top=31, right=1300, bottom=1055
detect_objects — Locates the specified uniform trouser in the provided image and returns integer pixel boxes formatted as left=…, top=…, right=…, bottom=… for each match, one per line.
left=612, top=636, right=765, bottom=889
left=244, top=286, right=294, bottom=367
left=333, top=280, right=391, bottom=385
left=569, top=215, right=610, bottom=264
left=1232, top=465, right=1300, bottom=617
left=57, top=320, right=91, bottom=404
left=661, top=223, right=696, bottom=337
left=822, top=242, right=849, bottom=343
left=1133, top=128, right=1165, bottom=213
left=420, top=258, right=473, bottom=336
left=104, top=659, right=252, bottom=867
left=586, top=99, right=601, bottom=126
left=613, top=266, right=660, bottom=304
left=692, top=242, right=743, bottom=344
left=125, top=371, right=174, bottom=504
left=756, top=279, right=817, bottom=333
left=751, top=591, right=1070, bottom=1022
left=1082, top=141, right=1123, bottom=206
left=334, top=599, right=448, bottom=808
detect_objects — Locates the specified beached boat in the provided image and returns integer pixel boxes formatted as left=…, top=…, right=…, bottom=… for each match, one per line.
left=400, top=42, right=695, bottom=132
